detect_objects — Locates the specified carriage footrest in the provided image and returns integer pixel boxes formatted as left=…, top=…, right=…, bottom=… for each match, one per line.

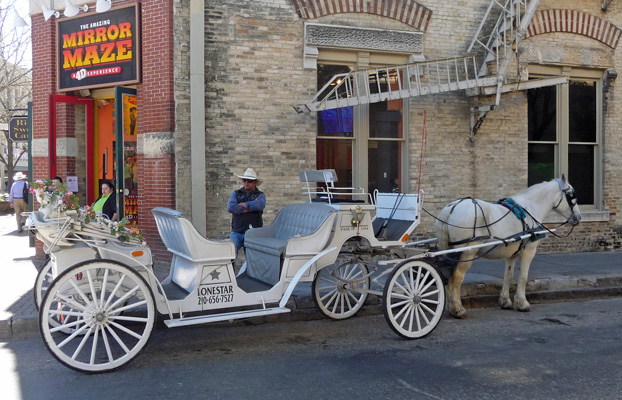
left=163, top=307, right=291, bottom=328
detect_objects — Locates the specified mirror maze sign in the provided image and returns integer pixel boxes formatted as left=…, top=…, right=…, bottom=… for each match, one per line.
left=57, top=4, right=141, bottom=92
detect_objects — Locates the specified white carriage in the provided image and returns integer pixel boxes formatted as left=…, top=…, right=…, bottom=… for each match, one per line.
left=29, top=170, right=554, bottom=373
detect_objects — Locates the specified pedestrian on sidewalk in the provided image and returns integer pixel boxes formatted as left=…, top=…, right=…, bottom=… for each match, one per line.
left=9, top=172, right=28, bottom=232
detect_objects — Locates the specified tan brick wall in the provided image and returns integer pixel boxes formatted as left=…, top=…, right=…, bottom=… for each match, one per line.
left=173, top=0, right=622, bottom=252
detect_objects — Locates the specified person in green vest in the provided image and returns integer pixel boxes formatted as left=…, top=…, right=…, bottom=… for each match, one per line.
left=92, top=180, right=117, bottom=221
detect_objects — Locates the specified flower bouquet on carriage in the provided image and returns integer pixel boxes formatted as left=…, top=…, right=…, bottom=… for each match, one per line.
left=28, top=179, right=143, bottom=247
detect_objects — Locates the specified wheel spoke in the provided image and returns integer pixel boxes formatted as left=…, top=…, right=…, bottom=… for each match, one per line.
left=420, top=302, right=437, bottom=317
left=90, top=325, right=100, bottom=365
left=418, top=275, right=436, bottom=294
left=105, top=324, right=131, bottom=354
left=69, top=279, right=94, bottom=308
left=393, top=280, right=412, bottom=297
left=398, top=304, right=413, bottom=328
left=48, top=309, right=86, bottom=318
left=319, top=276, right=337, bottom=285
left=108, top=320, right=144, bottom=340
left=420, top=289, right=440, bottom=299
left=109, top=299, right=147, bottom=314
left=55, top=293, right=88, bottom=311
left=101, top=325, right=114, bottom=363
left=421, top=298, right=440, bottom=305
left=390, top=298, right=411, bottom=309
left=345, top=289, right=359, bottom=305
left=50, top=319, right=85, bottom=333
left=393, top=301, right=411, bottom=321
left=415, top=270, right=430, bottom=292
left=86, top=270, right=98, bottom=309
left=104, top=274, right=126, bottom=309
left=107, top=315, right=150, bottom=323
left=417, top=304, right=432, bottom=325
left=71, top=327, right=94, bottom=360
left=99, top=268, right=110, bottom=308
left=415, top=305, right=422, bottom=331
left=106, top=285, right=140, bottom=312
left=320, top=288, right=338, bottom=303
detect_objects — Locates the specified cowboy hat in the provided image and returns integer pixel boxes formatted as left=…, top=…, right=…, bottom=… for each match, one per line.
left=13, top=172, right=27, bottom=181
left=236, top=168, right=261, bottom=184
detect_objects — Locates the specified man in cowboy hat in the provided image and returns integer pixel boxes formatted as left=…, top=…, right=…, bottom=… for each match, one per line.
left=9, top=172, right=29, bottom=232
left=227, top=168, right=266, bottom=254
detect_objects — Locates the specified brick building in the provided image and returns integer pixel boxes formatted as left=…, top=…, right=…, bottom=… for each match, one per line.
left=29, top=0, right=622, bottom=257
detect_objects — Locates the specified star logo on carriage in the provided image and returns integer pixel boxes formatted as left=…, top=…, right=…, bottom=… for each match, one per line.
left=209, top=269, right=221, bottom=280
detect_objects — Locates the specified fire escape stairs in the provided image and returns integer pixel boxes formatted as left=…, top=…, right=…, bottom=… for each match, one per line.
left=293, top=0, right=555, bottom=141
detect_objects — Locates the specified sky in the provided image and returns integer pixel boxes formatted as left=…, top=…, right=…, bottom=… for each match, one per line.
left=3, top=0, right=33, bottom=68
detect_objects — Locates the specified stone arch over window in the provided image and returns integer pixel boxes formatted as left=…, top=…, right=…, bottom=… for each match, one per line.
left=525, top=9, right=622, bottom=48
left=291, top=0, right=432, bottom=32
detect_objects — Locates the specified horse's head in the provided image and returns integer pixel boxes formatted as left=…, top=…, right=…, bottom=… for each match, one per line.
left=553, top=175, right=581, bottom=226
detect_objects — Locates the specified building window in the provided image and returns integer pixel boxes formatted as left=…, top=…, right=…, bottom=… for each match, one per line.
left=528, top=69, right=602, bottom=208
left=316, top=62, right=407, bottom=193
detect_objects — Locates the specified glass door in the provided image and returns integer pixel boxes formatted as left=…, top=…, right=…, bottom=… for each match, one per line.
left=114, top=87, right=138, bottom=222
left=49, top=94, right=95, bottom=205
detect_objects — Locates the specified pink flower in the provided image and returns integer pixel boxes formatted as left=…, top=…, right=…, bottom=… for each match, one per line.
left=130, top=227, right=140, bottom=234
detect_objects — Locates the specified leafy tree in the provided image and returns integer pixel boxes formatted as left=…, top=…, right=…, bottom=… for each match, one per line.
left=0, top=1, right=32, bottom=192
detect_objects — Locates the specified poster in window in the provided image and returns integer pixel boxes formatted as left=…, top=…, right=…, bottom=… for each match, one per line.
left=123, top=95, right=138, bottom=223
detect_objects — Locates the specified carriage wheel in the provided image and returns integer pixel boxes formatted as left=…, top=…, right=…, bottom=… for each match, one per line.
left=39, top=260, right=156, bottom=373
left=312, top=257, right=370, bottom=320
left=33, top=259, right=53, bottom=310
left=383, top=260, right=445, bottom=339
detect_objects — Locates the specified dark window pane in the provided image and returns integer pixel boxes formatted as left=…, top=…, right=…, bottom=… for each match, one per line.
left=569, top=81, right=596, bottom=143
left=568, top=144, right=594, bottom=204
left=368, top=140, right=401, bottom=193
left=317, top=139, right=352, bottom=187
left=528, top=85, right=557, bottom=142
left=370, top=99, right=403, bottom=139
left=528, top=143, right=555, bottom=186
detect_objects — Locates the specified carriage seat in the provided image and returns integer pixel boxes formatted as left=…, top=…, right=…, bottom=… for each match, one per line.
left=244, top=203, right=337, bottom=285
left=152, top=207, right=236, bottom=294
left=372, top=193, right=419, bottom=241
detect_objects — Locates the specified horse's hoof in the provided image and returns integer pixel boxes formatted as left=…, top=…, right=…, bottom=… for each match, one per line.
left=499, top=298, right=513, bottom=309
left=513, top=303, right=531, bottom=312
left=450, top=308, right=467, bottom=319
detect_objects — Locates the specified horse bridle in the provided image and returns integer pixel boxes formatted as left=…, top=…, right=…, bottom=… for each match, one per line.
left=553, top=178, right=578, bottom=219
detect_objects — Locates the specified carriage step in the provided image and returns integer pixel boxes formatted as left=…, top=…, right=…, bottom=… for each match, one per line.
left=163, top=307, right=291, bottom=328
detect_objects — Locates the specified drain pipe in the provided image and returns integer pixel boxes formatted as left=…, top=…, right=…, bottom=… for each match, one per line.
left=190, top=0, right=207, bottom=235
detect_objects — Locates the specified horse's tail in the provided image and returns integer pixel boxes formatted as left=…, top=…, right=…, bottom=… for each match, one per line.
left=435, top=205, right=453, bottom=250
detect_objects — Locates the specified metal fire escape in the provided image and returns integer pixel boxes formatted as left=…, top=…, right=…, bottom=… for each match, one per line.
left=294, top=0, right=566, bottom=140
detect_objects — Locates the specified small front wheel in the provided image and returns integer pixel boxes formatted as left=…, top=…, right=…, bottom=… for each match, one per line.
left=312, top=257, right=370, bottom=320
left=383, top=260, right=445, bottom=339
left=39, top=260, right=156, bottom=373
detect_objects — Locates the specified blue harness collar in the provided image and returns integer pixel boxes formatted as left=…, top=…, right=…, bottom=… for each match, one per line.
left=497, top=197, right=526, bottom=220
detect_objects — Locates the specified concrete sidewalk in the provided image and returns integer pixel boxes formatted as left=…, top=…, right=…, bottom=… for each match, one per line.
left=1, top=211, right=621, bottom=340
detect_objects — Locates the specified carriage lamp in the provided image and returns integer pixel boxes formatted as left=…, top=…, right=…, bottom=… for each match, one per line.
left=351, top=206, right=365, bottom=234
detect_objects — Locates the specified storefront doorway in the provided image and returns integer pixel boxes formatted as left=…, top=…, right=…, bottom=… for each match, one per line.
left=93, top=87, right=138, bottom=222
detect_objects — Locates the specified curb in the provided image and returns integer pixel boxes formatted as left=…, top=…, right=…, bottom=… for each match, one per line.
left=3, top=285, right=622, bottom=340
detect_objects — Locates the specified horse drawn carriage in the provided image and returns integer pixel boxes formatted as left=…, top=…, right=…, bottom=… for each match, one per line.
left=27, top=170, right=580, bottom=373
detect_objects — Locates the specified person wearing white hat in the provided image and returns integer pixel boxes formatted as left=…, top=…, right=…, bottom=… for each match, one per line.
left=9, top=172, right=29, bottom=232
left=227, top=168, right=266, bottom=254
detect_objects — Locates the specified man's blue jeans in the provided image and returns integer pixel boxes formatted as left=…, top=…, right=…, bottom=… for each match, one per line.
left=230, top=232, right=245, bottom=254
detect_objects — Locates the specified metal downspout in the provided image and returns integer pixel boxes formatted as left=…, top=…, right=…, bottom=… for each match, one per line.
left=190, top=0, right=207, bottom=236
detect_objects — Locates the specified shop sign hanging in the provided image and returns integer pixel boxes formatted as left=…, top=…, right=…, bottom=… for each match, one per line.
left=57, top=3, right=141, bottom=92
left=9, top=117, right=28, bottom=141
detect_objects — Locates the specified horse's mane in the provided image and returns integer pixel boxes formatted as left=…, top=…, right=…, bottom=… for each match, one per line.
left=513, top=179, right=553, bottom=198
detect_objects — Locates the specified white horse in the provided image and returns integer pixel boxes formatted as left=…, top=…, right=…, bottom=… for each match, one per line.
left=435, top=175, right=581, bottom=318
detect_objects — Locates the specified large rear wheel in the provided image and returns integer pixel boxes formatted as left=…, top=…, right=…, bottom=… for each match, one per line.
left=383, top=260, right=445, bottom=339
left=39, top=260, right=155, bottom=373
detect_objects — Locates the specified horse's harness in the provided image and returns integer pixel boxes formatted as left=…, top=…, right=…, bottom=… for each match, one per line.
left=553, top=178, right=578, bottom=217
left=444, top=180, right=577, bottom=250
